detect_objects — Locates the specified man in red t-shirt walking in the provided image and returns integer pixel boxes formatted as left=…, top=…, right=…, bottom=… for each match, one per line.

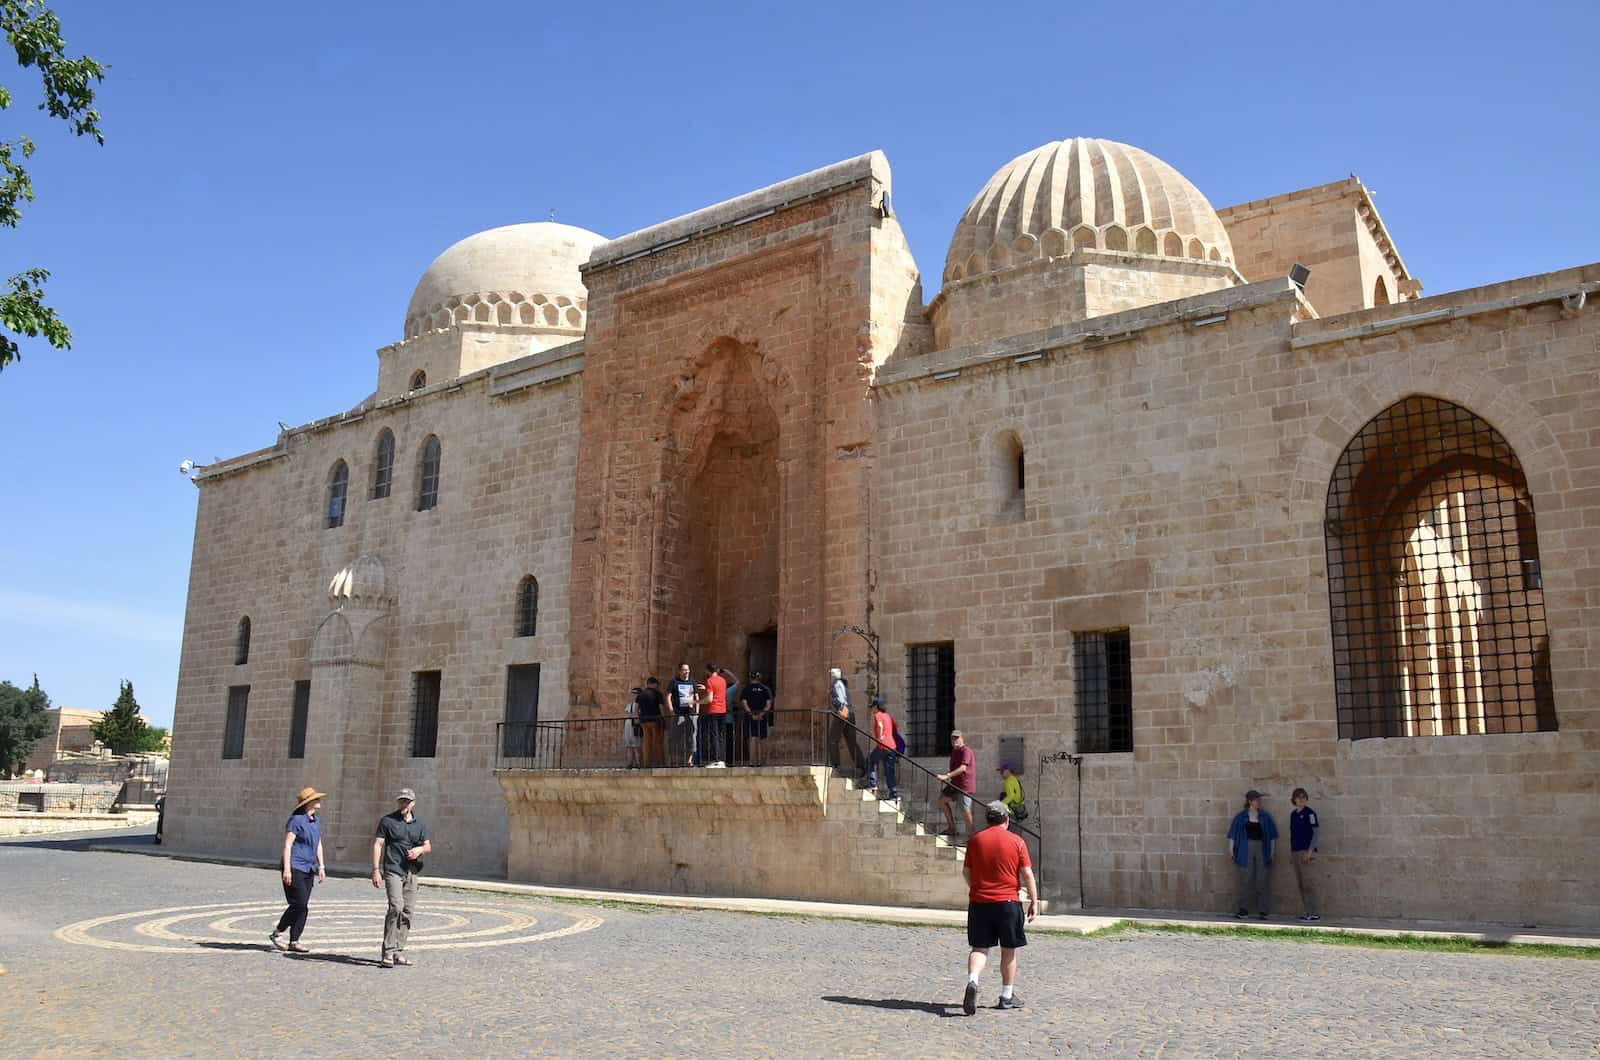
left=960, top=800, right=1039, bottom=1015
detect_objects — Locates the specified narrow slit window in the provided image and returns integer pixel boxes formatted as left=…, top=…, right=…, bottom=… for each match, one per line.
left=326, top=460, right=349, bottom=529
left=411, top=670, right=441, bottom=758
left=288, top=680, right=310, bottom=759
left=371, top=430, right=394, bottom=500
left=222, top=685, right=249, bottom=759
left=417, top=436, right=441, bottom=511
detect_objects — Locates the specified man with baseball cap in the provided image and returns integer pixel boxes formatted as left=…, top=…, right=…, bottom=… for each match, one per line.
left=1227, top=789, right=1278, bottom=920
left=372, top=787, right=431, bottom=967
left=960, top=799, right=1039, bottom=1014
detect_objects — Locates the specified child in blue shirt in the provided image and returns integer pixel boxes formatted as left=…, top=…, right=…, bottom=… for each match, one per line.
left=1289, top=787, right=1320, bottom=922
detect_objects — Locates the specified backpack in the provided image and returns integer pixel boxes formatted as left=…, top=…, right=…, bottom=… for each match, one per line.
left=892, top=717, right=907, bottom=755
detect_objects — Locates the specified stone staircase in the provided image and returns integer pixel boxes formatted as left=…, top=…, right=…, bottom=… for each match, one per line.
left=825, top=772, right=969, bottom=909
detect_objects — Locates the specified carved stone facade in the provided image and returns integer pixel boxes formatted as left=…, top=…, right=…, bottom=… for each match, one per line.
left=167, top=139, right=1599, bottom=926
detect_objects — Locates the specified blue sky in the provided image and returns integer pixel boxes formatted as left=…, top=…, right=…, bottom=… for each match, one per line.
left=1, top=1, right=1593, bottom=728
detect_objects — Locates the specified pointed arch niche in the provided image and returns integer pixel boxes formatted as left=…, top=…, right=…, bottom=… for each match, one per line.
left=1324, top=395, right=1556, bottom=740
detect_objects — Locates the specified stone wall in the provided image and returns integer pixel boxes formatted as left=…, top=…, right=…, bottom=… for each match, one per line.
left=0, top=783, right=121, bottom=813
left=499, top=766, right=969, bottom=908
left=873, top=266, right=1600, bottom=927
left=166, top=346, right=585, bottom=877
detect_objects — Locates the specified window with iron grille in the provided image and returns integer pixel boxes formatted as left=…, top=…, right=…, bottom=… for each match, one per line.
left=288, top=680, right=310, bottom=759
left=222, top=685, right=249, bottom=759
left=417, top=436, right=441, bottom=511
left=410, top=670, right=441, bottom=758
left=371, top=429, right=394, bottom=500
left=515, top=576, right=539, bottom=637
left=234, top=616, right=251, bottom=665
left=1325, top=395, right=1556, bottom=739
left=906, top=642, right=955, bottom=757
left=326, top=460, right=349, bottom=528
left=1074, top=630, right=1132, bottom=753
left=503, top=664, right=540, bottom=758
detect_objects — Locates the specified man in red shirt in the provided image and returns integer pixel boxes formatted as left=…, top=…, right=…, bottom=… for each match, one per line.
left=960, top=800, right=1039, bottom=1015
left=701, top=663, right=728, bottom=767
left=865, top=698, right=900, bottom=799
left=938, top=729, right=977, bottom=837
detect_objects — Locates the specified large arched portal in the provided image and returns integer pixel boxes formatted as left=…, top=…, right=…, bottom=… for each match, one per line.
left=1324, top=396, right=1556, bottom=739
left=659, top=339, right=783, bottom=680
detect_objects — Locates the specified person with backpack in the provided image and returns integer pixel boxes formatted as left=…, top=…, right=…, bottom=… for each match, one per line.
left=826, top=667, right=867, bottom=779
left=866, top=698, right=901, bottom=800
left=998, top=763, right=1028, bottom=822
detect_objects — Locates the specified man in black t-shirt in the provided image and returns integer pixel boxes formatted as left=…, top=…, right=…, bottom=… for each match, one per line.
left=739, top=672, right=774, bottom=766
left=635, top=676, right=667, bottom=768
left=372, top=788, right=431, bottom=967
left=667, top=663, right=699, bottom=767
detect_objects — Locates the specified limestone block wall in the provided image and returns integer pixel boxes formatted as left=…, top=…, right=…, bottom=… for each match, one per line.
left=499, top=766, right=970, bottom=908
left=167, top=354, right=584, bottom=877
left=873, top=266, right=1600, bottom=927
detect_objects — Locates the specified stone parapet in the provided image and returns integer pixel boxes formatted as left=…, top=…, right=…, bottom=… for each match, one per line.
left=498, top=767, right=969, bottom=909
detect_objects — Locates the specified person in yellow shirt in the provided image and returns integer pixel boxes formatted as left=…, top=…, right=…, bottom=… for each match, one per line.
left=998, top=764, right=1026, bottom=819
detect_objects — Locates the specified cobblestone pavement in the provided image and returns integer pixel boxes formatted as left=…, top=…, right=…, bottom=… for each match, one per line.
left=4, top=833, right=1598, bottom=1057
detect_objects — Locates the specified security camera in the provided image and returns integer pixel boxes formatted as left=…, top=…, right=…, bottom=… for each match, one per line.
left=179, top=459, right=195, bottom=475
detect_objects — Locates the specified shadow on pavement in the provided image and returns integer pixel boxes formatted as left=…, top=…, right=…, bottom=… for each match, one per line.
left=821, top=995, right=961, bottom=1018
left=194, top=940, right=383, bottom=967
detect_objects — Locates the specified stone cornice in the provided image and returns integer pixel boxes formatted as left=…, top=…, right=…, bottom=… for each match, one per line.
left=585, top=151, right=888, bottom=275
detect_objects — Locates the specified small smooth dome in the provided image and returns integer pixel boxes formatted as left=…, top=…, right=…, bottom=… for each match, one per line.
left=404, top=221, right=607, bottom=339
left=944, top=138, right=1233, bottom=283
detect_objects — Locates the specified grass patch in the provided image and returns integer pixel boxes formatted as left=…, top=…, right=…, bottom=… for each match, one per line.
left=1122, top=921, right=1600, bottom=960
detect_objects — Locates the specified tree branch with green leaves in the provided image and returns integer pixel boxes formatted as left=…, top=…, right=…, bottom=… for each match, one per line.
left=0, top=0, right=104, bottom=374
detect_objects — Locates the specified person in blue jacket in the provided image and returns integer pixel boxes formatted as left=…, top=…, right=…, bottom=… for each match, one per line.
left=1228, top=789, right=1278, bottom=920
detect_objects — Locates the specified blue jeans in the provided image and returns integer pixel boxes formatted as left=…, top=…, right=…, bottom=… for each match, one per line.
left=867, top=748, right=898, bottom=796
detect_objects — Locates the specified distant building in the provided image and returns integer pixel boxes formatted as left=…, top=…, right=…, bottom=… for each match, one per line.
left=21, top=708, right=103, bottom=775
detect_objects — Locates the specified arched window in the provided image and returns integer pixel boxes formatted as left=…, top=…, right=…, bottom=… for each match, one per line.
left=235, top=616, right=251, bottom=665
left=326, top=460, right=349, bottom=529
left=1324, top=396, right=1555, bottom=739
left=417, top=435, right=441, bottom=511
left=990, top=429, right=1026, bottom=522
left=1373, top=275, right=1391, bottom=307
left=515, top=576, right=539, bottom=637
left=371, top=429, right=395, bottom=500
left=409, top=370, right=427, bottom=391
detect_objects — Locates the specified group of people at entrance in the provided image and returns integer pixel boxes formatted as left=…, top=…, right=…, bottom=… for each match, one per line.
left=626, top=664, right=776, bottom=768
left=272, top=784, right=431, bottom=966
left=1227, top=787, right=1321, bottom=921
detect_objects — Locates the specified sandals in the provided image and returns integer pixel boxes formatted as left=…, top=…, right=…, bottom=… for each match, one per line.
left=391, top=954, right=412, bottom=966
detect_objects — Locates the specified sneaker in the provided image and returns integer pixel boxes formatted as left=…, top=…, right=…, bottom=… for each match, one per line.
left=962, top=982, right=978, bottom=1017
left=888, top=791, right=901, bottom=800
left=288, top=942, right=311, bottom=954
left=997, top=994, right=1025, bottom=1010
left=1234, top=909, right=1248, bottom=919
left=708, top=761, right=727, bottom=769
left=1297, top=914, right=1314, bottom=922
left=269, top=932, right=288, bottom=952
left=1257, top=913, right=1269, bottom=920
left=1307, top=914, right=1321, bottom=922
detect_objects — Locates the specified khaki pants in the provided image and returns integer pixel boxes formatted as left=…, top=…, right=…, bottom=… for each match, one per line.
left=1292, top=851, right=1319, bottom=916
left=1237, top=840, right=1269, bottom=916
left=383, top=870, right=418, bottom=955
left=641, top=719, right=665, bottom=768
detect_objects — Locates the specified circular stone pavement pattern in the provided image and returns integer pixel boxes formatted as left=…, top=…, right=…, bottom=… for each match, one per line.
left=56, top=898, right=601, bottom=956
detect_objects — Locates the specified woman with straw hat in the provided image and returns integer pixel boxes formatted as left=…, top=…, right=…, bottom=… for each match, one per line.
left=270, top=786, right=327, bottom=954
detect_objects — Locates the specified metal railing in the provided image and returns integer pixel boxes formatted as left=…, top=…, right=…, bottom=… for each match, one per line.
left=494, top=708, right=1043, bottom=863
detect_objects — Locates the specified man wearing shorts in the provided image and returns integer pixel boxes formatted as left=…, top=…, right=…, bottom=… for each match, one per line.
left=961, top=800, right=1039, bottom=1014
left=938, top=729, right=977, bottom=837
left=739, top=672, right=773, bottom=766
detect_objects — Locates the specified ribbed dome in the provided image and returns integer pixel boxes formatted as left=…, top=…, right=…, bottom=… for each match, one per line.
left=404, top=221, right=607, bottom=339
left=944, top=139, right=1233, bottom=284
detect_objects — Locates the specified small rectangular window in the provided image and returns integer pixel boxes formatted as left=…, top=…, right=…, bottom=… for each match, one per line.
left=223, top=685, right=250, bottom=759
left=503, top=664, right=540, bottom=758
left=1074, top=630, right=1132, bottom=753
left=288, top=680, right=310, bottom=759
left=411, top=670, right=441, bottom=758
left=906, top=642, right=956, bottom=757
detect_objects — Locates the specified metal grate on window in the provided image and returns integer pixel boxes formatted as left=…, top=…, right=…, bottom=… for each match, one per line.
left=515, top=576, right=539, bottom=638
left=906, top=642, right=955, bottom=757
left=372, top=430, right=394, bottom=500
left=411, top=670, right=440, bottom=758
left=326, top=461, right=349, bottom=529
left=222, top=685, right=249, bottom=759
left=1325, top=396, right=1556, bottom=739
left=417, top=436, right=441, bottom=511
left=1074, top=630, right=1132, bottom=753
left=288, top=680, right=310, bottom=759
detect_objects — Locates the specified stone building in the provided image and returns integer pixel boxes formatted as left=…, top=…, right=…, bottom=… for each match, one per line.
left=21, top=707, right=103, bottom=775
left=167, top=138, right=1599, bottom=927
